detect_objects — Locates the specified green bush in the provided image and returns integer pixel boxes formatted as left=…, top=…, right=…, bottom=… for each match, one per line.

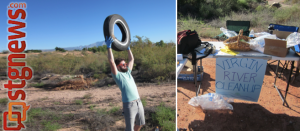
left=152, top=102, right=175, bottom=131
left=0, top=98, right=9, bottom=105
left=30, top=82, right=45, bottom=88
left=55, top=47, right=66, bottom=52
left=108, top=106, right=120, bottom=115
left=141, top=97, right=147, bottom=107
left=87, top=45, right=107, bottom=53
left=93, top=73, right=106, bottom=79
left=0, top=57, right=7, bottom=73
left=24, top=50, right=42, bottom=53
left=74, top=100, right=83, bottom=105
left=97, top=108, right=107, bottom=115
left=2, top=50, right=9, bottom=54
left=114, top=36, right=176, bottom=80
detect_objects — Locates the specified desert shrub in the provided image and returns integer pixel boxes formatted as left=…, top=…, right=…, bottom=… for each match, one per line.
left=274, top=5, right=300, bottom=24
left=0, top=98, right=9, bottom=105
left=141, top=97, right=147, bottom=107
left=178, top=0, right=262, bottom=20
left=0, top=57, right=7, bottom=72
left=83, top=93, right=92, bottom=99
left=2, top=50, right=9, bottom=54
left=55, top=47, right=66, bottom=52
left=74, top=100, right=83, bottom=105
left=137, top=42, right=175, bottom=80
left=108, top=106, right=120, bottom=115
left=26, top=52, right=108, bottom=75
left=25, top=36, right=174, bottom=81
left=24, top=50, right=42, bottom=53
left=42, top=121, right=61, bottom=131
left=152, top=102, right=176, bottom=131
left=87, top=45, right=107, bottom=53
left=88, top=46, right=98, bottom=53
left=109, top=36, right=175, bottom=80
left=93, top=73, right=106, bottom=79
left=30, top=82, right=45, bottom=88
left=178, top=18, right=221, bottom=38
left=180, top=3, right=300, bottom=37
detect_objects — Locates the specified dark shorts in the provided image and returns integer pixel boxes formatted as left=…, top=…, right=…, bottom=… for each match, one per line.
left=123, top=98, right=145, bottom=131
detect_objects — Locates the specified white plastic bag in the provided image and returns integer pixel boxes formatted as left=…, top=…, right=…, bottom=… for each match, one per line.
left=220, top=27, right=238, bottom=38
left=249, top=29, right=254, bottom=37
left=249, top=34, right=277, bottom=53
left=188, top=93, right=234, bottom=110
left=286, top=32, right=300, bottom=48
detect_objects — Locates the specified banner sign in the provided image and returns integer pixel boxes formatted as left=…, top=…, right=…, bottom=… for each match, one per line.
left=215, top=58, right=267, bottom=102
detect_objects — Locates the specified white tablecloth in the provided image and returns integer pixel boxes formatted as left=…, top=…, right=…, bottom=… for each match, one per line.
left=197, top=42, right=300, bottom=61
left=176, top=58, right=188, bottom=77
left=177, top=42, right=300, bottom=75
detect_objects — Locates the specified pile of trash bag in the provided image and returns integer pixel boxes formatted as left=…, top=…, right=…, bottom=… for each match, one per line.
left=188, top=93, right=234, bottom=110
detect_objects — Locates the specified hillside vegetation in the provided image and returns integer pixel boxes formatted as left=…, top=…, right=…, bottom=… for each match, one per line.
left=178, top=0, right=300, bottom=38
left=0, top=36, right=175, bottom=83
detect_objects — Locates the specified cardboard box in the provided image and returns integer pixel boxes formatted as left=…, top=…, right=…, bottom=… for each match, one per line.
left=264, top=38, right=289, bottom=57
left=263, top=30, right=293, bottom=57
left=273, top=30, right=293, bottom=39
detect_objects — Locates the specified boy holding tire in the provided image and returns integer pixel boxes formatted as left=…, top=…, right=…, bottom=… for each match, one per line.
left=105, top=36, right=145, bottom=131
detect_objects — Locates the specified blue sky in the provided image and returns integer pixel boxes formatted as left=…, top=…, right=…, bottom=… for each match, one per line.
left=0, top=0, right=176, bottom=51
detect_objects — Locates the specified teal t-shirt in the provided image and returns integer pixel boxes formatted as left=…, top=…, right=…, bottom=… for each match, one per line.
left=112, top=68, right=140, bottom=102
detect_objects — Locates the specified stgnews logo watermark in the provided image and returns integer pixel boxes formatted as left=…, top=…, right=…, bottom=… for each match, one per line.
left=3, top=2, right=32, bottom=130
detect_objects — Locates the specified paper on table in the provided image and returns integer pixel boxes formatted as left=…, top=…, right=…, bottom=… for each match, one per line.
left=220, top=46, right=239, bottom=56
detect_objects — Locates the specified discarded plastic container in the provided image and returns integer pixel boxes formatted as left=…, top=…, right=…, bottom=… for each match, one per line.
left=287, top=32, right=300, bottom=48
left=188, top=93, right=234, bottom=110
left=249, top=29, right=254, bottom=37
left=249, top=34, right=277, bottom=53
left=220, top=27, right=238, bottom=38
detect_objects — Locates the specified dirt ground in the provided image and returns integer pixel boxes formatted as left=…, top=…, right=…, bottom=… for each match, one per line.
left=177, top=57, right=300, bottom=131
left=0, top=81, right=176, bottom=130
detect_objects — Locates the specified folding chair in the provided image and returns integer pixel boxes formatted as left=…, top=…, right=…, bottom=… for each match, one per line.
left=267, top=24, right=299, bottom=77
left=269, top=23, right=299, bottom=32
left=226, top=20, right=251, bottom=36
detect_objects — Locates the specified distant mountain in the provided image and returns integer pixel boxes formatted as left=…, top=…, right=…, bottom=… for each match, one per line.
left=42, top=41, right=106, bottom=52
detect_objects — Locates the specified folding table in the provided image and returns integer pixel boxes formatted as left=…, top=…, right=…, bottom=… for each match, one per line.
left=179, top=42, right=300, bottom=107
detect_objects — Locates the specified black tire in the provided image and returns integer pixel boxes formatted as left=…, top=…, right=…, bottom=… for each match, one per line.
left=103, top=14, right=131, bottom=51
